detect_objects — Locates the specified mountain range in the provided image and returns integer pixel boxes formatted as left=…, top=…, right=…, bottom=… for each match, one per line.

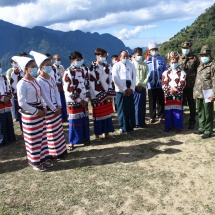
left=0, top=20, right=132, bottom=72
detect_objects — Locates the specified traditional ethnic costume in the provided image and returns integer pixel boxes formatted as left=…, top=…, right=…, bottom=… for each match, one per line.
left=132, top=60, right=148, bottom=128
left=112, top=61, right=136, bottom=132
left=89, top=61, right=115, bottom=136
left=162, top=66, right=186, bottom=131
left=63, top=64, right=90, bottom=146
left=30, top=51, right=67, bottom=159
left=15, top=56, right=49, bottom=167
left=52, top=64, right=68, bottom=122
left=0, top=73, right=16, bottom=146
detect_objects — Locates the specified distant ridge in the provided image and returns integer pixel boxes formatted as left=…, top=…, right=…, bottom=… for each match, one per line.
left=0, top=20, right=132, bottom=71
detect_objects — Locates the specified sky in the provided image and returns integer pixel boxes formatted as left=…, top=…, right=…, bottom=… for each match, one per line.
left=0, top=0, right=215, bottom=48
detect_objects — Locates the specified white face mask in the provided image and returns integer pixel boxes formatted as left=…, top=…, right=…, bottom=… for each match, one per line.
left=55, top=61, right=61, bottom=66
left=136, top=56, right=143, bottom=62
left=171, top=63, right=178, bottom=69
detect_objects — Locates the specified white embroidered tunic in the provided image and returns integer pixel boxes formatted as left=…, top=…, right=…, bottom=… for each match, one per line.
left=37, top=76, right=62, bottom=112
left=17, top=78, right=45, bottom=115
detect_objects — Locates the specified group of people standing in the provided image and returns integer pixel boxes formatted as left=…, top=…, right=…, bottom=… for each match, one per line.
left=0, top=41, right=214, bottom=172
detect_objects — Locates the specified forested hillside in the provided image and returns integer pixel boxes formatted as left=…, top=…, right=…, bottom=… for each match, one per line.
left=159, top=3, right=215, bottom=57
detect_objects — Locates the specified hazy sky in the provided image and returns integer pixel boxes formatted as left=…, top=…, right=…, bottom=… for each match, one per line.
left=0, top=0, right=214, bottom=48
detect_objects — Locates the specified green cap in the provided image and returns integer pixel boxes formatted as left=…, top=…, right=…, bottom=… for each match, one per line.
left=200, top=45, right=211, bottom=55
left=181, top=41, right=192, bottom=48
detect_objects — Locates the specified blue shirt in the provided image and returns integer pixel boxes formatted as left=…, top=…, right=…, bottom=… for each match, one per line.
left=144, top=56, right=167, bottom=89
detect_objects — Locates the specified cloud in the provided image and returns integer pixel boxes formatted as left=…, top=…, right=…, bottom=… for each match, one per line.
left=0, top=0, right=214, bottom=30
left=0, top=0, right=33, bottom=7
left=0, top=0, right=214, bottom=47
left=114, top=25, right=157, bottom=40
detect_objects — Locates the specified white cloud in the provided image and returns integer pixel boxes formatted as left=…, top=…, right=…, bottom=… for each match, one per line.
left=114, top=25, right=157, bottom=40
left=0, top=0, right=214, bottom=30
left=0, top=0, right=214, bottom=47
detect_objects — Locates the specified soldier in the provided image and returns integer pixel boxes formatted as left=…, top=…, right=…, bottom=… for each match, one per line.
left=193, top=45, right=215, bottom=139
left=179, top=41, right=200, bottom=129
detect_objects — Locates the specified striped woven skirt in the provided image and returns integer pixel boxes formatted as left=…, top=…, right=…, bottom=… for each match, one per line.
left=68, top=107, right=90, bottom=145
left=45, top=109, right=67, bottom=159
left=164, top=99, right=183, bottom=131
left=22, top=112, right=49, bottom=166
left=92, top=99, right=114, bottom=135
left=0, top=107, right=16, bottom=146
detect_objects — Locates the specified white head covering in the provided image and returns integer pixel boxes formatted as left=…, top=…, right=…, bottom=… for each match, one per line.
left=11, top=56, right=33, bottom=72
left=148, top=42, right=158, bottom=50
left=29, top=50, right=48, bottom=67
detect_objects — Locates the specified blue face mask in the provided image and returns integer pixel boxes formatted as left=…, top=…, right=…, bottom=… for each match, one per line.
left=99, top=57, right=106, bottom=64
left=201, top=57, right=210, bottom=64
left=136, top=56, right=143, bottom=62
left=44, top=66, right=52, bottom=74
left=182, top=49, right=190, bottom=55
left=74, top=60, right=83, bottom=68
left=151, top=51, right=158, bottom=57
left=171, top=63, right=178, bottom=69
left=55, top=61, right=61, bottom=66
left=13, top=63, right=18, bottom=68
left=81, top=59, right=84, bottom=65
left=121, top=59, right=129, bottom=64
left=31, top=68, right=38, bottom=77
left=0, top=68, right=2, bottom=74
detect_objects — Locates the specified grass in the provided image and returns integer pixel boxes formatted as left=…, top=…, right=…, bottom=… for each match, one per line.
left=0, top=106, right=215, bottom=215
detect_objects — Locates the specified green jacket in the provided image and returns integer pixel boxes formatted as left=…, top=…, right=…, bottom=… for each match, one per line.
left=193, top=61, right=215, bottom=99
left=133, top=60, right=148, bottom=88
left=178, top=53, right=200, bottom=88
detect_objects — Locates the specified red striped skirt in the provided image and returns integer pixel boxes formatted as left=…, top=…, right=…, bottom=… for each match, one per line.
left=45, top=109, right=67, bottom=159
left=92, top=99, right=114, bottom=119
left=22, top=113, right=49, bottom=166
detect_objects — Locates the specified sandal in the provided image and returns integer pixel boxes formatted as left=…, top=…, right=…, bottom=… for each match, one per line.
left=104, top=134, right=115, bottom=139
left=67, top=144, right=75, bottom=151
left=148, top=119, right=156, bottom=124
left=43, top=161, right=54, bottom=168
left=94, top=137, right=102, bottom=142
left=32, top=165, right=46, bottom=172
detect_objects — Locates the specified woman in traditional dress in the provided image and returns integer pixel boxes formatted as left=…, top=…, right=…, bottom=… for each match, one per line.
left=162, top=51, right=186, bottom=132
left=30, top=51, right=67, bottom=159
left=0, top=65, right=16, bottom=146
left=15, top=56, right=53, bottom=171
left=89, top=48, right=116, bottom=141
left=63, top=51, right=90, bottom=151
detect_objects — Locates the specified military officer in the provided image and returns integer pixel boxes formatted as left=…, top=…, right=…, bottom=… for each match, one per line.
left=179, top=41, right=200, bottom=129
left=193, top=45, right=215, bottom=139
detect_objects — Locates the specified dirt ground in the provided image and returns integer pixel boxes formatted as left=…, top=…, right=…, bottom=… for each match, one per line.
left=0, top=105, right=215, bottom=215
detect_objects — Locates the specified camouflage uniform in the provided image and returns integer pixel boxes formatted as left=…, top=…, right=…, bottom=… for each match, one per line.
left=193, top=45, right=215, bottom=136
left=179, top=41, right=200, bottom=128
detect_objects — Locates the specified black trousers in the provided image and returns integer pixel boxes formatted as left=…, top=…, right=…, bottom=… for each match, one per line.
left=148, top=88, right=164, bottom=119
left=183, top=87, right=196, bottom=124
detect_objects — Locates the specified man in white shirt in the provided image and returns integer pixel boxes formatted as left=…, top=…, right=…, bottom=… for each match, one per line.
left=112, top=50, right=136, bottom=133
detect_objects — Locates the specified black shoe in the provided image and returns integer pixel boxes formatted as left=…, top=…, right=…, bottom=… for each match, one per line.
left=188, top=124, right=194, bottom=129
left=202, top=133, right=211, bottom=139
left=194, top=130, right=204, bottom=135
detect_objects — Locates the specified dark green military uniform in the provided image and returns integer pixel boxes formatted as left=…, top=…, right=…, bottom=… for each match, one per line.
left=193, top=45, right=215, bottom=137
left=179, top=41, right=200, bottom=128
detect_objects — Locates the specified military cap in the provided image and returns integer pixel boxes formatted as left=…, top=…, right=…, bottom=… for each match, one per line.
left=200, top=45, right=211, bottom=55
left=181, top=41, right=192, bottom=48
